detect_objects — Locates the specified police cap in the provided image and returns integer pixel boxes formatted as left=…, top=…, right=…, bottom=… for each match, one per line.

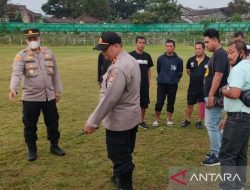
left=24, top=29, right=40, bottom=37
left=93, top=32, right=121, bottom=51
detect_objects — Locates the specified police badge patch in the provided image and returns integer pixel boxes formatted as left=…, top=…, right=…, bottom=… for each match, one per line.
left=109, top=70, right=117, bottom=82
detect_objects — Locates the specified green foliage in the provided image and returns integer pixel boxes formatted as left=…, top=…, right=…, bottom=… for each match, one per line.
left=41, top=0, right=182, bottom=23
left=226, top=0, right=250, bottom=17
left=9, top=12, right=22, bottom=22
left=200, top=19, right=214, bottom=29
left=130, top=11, right=158, bottom=24
left=109, top=0, right=145, bottom=19
left=83, top=0, right=110, bottom=20
left=0, top=0, right=8, bottom=17
left=130, top=0, right=181, bottom=24
left=146, top=0, right=181, bottom=22
left=41, top=0, right=84, bottom=19
left=231, top=13, right=243, bottom=22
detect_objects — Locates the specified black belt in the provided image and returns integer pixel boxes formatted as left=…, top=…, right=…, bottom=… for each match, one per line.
left=227, top=112, right=250, bottom=118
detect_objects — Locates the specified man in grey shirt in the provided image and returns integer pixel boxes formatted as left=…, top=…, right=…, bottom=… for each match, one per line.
left=83, top=32, right=141, bottom=190
left=9, top=29, right=65, bottom=161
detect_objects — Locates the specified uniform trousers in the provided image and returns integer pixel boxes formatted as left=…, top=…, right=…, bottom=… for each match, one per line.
left=106, top=126, right=138, bottom=184
left=22, top=99, right=60, bottom=145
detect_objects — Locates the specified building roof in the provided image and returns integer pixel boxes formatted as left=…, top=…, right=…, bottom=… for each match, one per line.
left=7, top=4, right=42, bottom=18
left=75, top=15, right=99, bottom=23
left=182, top=6, right=229, bottom=16
left=43, top=16, right=74, bottom=23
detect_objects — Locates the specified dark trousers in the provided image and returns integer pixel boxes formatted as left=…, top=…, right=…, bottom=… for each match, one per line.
left=22, top=99, right=60, bottom=145
left=106, top=126, right=138, bottom=185
left=219, top=112, right=250, bottom=190
left=155, top=84, right=178, bottom=113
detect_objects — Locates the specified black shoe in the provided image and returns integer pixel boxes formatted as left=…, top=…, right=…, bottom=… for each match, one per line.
left=119, top=183, right=133, bottom=190
left=111, top=174, right=121, bottom=188
left=138, top=122, right=149, bottom=129
left=195, top=121, right=203, bottom=129
left=205, top=153, right=211, bottom=158
left=181, top=120, right=191, bottom=127
left=201, top=154, right=220, bottom=166
left=27, top=150, right=37, bottom=161
left=50, top=145, right=65, bottom=156
left=119, top=187, right=133, bottom=190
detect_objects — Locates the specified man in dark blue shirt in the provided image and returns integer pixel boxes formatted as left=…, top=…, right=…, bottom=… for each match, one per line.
left=181, top=42, right=209, bottom=129
left=152, top=40, right=183, bottom=127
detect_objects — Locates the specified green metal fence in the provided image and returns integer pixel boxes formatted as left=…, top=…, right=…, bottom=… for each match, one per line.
left=0, top=22, right=250, bottom=33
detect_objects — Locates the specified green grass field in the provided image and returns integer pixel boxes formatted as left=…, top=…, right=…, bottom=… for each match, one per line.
left=0, top=45, right=248, bottom=190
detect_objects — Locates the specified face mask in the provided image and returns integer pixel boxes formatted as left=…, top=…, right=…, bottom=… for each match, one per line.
left=29, top=40, right=40, bottom=50
left=232, top=54, right=242, bottom=67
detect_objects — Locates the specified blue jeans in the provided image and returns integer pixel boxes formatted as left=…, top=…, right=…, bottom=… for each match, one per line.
left=204, top=97, right=223, bottom=157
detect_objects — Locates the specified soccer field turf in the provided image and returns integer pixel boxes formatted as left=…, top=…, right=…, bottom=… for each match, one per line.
left=0, top=45, right=248, bottom=189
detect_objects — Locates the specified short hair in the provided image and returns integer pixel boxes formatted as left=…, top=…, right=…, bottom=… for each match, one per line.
left=195, top=41, right=205, bottom=49
left=229, top=40, right=248, bottom=56
left=135, top=36, right=146, bottom=43
left=234, top=31, right=244, bottom=39
left=203, top=29, right=220, bottom=41
left=165, top=39, right=175, bottom=46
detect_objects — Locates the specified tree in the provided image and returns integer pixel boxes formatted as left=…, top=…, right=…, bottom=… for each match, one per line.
left=0, top=0, right=9, bottom=17
left=226, top=0, right=250, bottom=17
left=146, top=0, right=181, bottom=22
left=83, top=0, right=110, bottom=20
left=130, top=0, right=181, bottom=23
left=41, top=0, right=84, bottom=18
left=231, top=13, right=243, bottom=22
left=130, top=11, right=158, bottom=24
left=109, top=0, right=145, bottom=19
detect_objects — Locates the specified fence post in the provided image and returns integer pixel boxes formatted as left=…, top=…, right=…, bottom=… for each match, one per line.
left=8, top=36, right=11, bottom=45
left=20, top=38, right=23, bottom=46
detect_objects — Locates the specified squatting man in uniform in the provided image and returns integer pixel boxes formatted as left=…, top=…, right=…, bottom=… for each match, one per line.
left=9, top=29, right=65, bottom=161
left=83, top=32, right=140, bottom=190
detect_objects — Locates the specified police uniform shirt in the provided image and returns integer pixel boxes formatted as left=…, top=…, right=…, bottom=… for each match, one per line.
left=186, top=55, right=209, bottom=92
left=129, top=51, right=153, bottom=87
left=10, top=47, right=62, bottom=101
left=87, top=51, right=141, bottom=131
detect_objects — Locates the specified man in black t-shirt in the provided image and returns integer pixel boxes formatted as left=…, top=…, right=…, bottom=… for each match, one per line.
left=97, top=52, right=111, bottom=86
left=130, top=36, right=154, bottom=129
left=201, top=29, right=229, bottom=166
left=181, top=42, right=209, bottom=129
